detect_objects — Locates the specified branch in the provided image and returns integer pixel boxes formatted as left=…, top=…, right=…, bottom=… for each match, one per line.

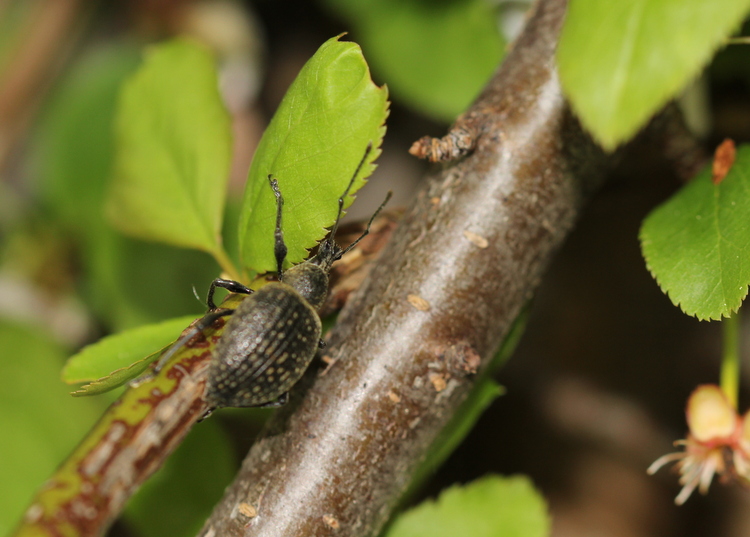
left=196, top=0, right=616, bottom=535
left=11, top=320, right=217, bottom=537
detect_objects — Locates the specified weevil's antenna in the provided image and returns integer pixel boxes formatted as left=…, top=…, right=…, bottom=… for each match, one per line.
left=329, top=142, right=373, bottom=244
left=338, top=190, right=392, bottom=260
left=313, top=142, right=374, bottom=269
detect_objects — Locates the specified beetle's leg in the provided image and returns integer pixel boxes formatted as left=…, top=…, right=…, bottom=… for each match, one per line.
left=152, top=309, right=233, bottom=373
left=269, top=175, right=288, bottom=280
left=254, top=391, right=289, bottom=408
left=207, top=278, right=253, bottom=310
left=318, top=339, right=326, bottom=349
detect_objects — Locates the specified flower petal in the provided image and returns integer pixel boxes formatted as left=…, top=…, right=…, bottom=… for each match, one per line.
left=687, top=385, right=737, bottom=442
left=647, top=452, right=685, bottom=475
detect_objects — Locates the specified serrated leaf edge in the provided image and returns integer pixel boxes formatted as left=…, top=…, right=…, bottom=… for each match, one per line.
left=70, top=347, right=166, bottom=397
left=639, top=222, right=746, bottom=321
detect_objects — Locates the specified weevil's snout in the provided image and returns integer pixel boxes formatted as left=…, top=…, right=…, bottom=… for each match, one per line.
left=309, top=239, right=343, bottom=273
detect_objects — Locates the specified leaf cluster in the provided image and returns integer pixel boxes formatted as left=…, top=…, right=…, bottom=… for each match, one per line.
left=63, top=36, right=387, bottom=390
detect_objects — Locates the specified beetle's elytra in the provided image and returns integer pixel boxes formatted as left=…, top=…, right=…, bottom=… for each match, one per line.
left=154, top=144, right=390, bottom=416
left=205, top=282, right=322, bottom=410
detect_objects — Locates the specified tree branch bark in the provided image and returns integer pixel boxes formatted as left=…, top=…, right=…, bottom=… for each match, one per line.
left=197, top=0, right=615, bottom=535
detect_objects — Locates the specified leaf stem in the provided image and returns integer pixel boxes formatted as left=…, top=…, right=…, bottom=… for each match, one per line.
left=720, top=311, right=741, bottom=408
left=212, top=246, right=242, bottom=283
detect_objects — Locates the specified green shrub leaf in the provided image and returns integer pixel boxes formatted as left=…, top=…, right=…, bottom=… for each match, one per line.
left=383, top=475, right=550, bottom=537
left=34, top=41, right=218, bottom=332
left=68, top=350, right=163, bottom=397
left=108, top=38, right=232, bottom=256
left=62, top=315, right=198, bottom=384
left=324, top=0, right=504, bottom=122
left=640, top=145, right=750, bottom=320
left=239, top=35, right=388, bottom=274
left=37, top=43, right=140, bottom=232
left=558, top=0, right=750, bottom=150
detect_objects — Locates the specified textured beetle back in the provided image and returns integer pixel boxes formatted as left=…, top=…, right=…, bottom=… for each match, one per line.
left=205, top=283, right=322, bottom=410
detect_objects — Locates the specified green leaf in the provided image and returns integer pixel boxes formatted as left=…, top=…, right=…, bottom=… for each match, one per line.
left=84, top=228, right=217, bottom=332
left=36, top=42, right=140, bottom=232
left=108, top=38, right=232, bottom=255
left=558, top=0, right=750, bottom=150
left=640, top=145, right=750, bottom=320
left=0, top=320, right=103, bottom=536
left=69, top=349, right=163, bottom=396
left=383, top=475, right=550, bottom=537
left=62, top=314, right=198, bottom=384
left=33, top=41, right=217, bottom=332
left=323, top=0, right=504, bottom=122
left=239, top=35, right=388, bottom=274
left=125, top=419, right=237, bottom=537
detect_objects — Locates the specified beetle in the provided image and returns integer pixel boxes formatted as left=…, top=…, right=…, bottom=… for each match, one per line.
left=153, top=144, right=390, bottom=416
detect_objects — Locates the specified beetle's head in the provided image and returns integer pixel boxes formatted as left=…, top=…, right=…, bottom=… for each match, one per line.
left=309, top=237, right=343, bottom=273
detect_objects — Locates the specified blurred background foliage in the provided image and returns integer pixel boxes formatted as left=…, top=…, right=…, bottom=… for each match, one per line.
left=3, top=1, right=750, bottom=536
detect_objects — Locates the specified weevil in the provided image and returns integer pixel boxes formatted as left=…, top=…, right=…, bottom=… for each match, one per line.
left=153, top=144, right=390, bottom=416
